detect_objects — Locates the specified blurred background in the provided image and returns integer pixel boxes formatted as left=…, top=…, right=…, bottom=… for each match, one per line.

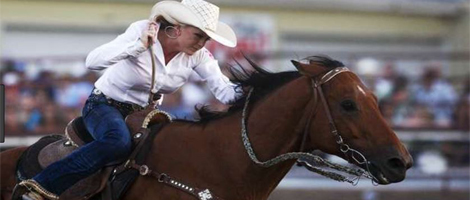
left=0, top=0, right=469, bottom=199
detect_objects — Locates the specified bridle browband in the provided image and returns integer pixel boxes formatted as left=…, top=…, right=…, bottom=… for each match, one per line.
left=242, top=66, right=379, bottom=185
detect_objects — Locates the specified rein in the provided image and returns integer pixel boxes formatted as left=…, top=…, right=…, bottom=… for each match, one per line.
left=242, top=67, right=379, bottom=185
left=147, top=40, right=159, bottom=106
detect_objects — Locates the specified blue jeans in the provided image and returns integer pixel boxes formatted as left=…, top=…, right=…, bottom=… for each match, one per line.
left=33, top=91, right=132, bottom=195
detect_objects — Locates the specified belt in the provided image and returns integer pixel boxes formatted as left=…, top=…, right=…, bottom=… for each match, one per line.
left=93, top=88, right=144, bottom=114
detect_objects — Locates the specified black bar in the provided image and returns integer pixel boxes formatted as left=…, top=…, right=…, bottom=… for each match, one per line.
left=0, top=84, right=4, bottom=143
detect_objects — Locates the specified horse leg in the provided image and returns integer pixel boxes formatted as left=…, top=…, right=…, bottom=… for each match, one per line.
left=0, top=147, right=28, bottom=200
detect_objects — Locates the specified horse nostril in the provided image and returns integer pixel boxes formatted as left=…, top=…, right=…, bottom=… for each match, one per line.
left=387, top=157, right=405, bottom=170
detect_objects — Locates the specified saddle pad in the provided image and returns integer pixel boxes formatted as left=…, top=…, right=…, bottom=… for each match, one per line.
left=38, top=138, right=77, bottom=169
left=16, top=135, right=64, bottom=181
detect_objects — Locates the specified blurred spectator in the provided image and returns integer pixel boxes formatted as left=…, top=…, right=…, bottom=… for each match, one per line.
left=1, top=59, right=99, bottom=135
left=374, top=62, right=396, bottom=101
left=20, top=93, right=42, bottom=132
left=400, top=105, right=433, bottom=128
left=36, top=102, right=63, bottom=134
left=3, top=71, right=22, bottom=103
left=378, top=100, right=394, bottom=126
left=387, top=75, right=426, bottom=127
left=54, top=75, right=93, bottom=108
left=410, top=65, right=458, bottom=128
left=386, top=74, right=435, bottom=128
left=5, top=104, right=22, bottom=134
left=35, top=71, right=56, bottom=101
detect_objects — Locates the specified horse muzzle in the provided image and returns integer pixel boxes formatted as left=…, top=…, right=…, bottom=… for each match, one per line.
left=368, top=153, right=413, bottom=185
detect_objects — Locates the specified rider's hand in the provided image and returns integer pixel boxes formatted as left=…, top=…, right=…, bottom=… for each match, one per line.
left=141, top=21, right=158, bottom=48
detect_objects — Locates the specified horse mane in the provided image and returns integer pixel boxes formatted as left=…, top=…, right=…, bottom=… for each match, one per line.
left=181, top=55, right=343, bottom=122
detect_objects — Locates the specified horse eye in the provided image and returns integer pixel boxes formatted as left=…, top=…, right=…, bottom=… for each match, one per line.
left=341, top=100, right=357, bottom=112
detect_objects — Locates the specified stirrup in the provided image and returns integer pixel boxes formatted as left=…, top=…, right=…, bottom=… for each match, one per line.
left=11, top=179, right=59, bottom=200
left=21, top=191, right=45, bottom=200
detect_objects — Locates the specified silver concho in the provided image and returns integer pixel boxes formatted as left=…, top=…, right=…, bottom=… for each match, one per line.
left=198, top=189, right=213, bottom=200
left=134, top=133, right=142, bottom=139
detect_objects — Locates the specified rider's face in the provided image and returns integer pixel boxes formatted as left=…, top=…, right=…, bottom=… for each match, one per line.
left=177, top=26, right=210, bottom=55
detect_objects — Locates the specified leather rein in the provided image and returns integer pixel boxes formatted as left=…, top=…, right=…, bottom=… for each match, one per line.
left=147, top=42, right=158, bottom=107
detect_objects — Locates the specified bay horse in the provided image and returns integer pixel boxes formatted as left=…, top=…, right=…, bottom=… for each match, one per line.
left=1, top=56, right=412, bottom=200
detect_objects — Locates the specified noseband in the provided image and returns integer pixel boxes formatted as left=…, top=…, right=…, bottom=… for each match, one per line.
left=241, top=67, right=378, bottom=185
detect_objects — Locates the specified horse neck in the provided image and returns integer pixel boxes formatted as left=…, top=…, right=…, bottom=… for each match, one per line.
left=236, top=77, right=313, bottom=198
left=143, top=77, right=314, bottom=200
left=247, top=77, right=312, bottom=161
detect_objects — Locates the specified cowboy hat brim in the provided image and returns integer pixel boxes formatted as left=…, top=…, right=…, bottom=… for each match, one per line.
left=150, top=1, right=237, bottom=48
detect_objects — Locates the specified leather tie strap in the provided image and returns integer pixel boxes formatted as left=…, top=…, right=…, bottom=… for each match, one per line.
left=126, top=161, right=223, bottom=200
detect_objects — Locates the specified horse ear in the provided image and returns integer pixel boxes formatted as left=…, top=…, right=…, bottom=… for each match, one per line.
left=291, top=60, right=328, bottom=77
left=291, top=60, right=310, bottom=76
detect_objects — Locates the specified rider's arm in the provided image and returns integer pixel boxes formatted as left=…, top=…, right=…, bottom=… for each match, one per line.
left=193, top=48, right=242, bottom=104
left=85, top=20, right=148, bottom=70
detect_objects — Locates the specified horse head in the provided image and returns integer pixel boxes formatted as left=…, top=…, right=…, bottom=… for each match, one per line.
left=291, top=56, right=413, bottom=185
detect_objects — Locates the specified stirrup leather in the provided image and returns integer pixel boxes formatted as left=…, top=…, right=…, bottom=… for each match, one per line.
left=19, top=179, right=59, bottom=200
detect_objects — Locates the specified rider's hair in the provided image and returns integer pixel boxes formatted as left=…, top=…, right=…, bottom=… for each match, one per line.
left=156, top=17, right=175, bottom=31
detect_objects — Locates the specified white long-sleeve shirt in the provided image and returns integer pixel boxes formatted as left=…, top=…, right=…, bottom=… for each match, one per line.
left=85, top=20, right=240, bottom=107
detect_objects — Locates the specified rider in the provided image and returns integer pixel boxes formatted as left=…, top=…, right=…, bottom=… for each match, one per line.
left=18, top=0, right=240, bottom=199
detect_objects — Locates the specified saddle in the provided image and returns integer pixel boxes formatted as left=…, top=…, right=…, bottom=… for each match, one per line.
left=15, top=107, right=171, bottom=200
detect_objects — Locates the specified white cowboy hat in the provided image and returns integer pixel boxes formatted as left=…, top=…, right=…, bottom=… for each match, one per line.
left=150, top=0, right=237, bottom=48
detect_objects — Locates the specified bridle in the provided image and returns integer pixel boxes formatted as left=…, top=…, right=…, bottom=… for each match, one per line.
left=241, top=66, right=379, bottom=185
left=301, top=67, right=372, bottom=165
